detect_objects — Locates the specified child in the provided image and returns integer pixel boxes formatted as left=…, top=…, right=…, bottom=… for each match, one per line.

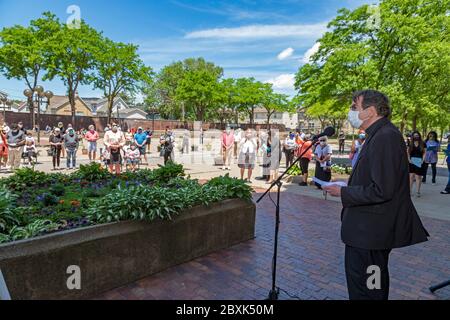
left=125, top=143, right=140, bottom=172
left=24, top=131, right=37, bottom=166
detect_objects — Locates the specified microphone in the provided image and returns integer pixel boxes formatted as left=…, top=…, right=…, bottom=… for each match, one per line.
left=313, top=127, right=336, bottom=141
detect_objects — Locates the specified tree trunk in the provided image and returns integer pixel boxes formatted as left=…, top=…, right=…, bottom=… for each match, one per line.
left=107, top=97, right=114, bottom=125
left=68, top=91, right=76, bottom=128
left=400, top=111, right=408, bottom=135
left=412, top=114, right=418, bottom=132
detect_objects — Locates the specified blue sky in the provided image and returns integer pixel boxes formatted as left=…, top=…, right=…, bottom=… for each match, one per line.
left=0, top=0, right=374, bottom=101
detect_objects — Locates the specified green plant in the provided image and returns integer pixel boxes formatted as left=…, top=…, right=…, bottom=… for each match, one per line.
left=50, top=184, right=66, bottom=197
left=203, top=174, right=253, bottom=202
left=152, top=162, right=185, bottom=183
left=0, top=187, right=19, bottom=232
left=287, top=165, right=302, bottom=176
left=72, top=163, right=111, bottom=182
left=86, top=185, right=188, bottom=223
left=0, top=168, right=49, bottom=191
left=0, top=233, right=10, bottom=244
left=38, top=193, right=60, bottom=207
left=8, top=219, right=59, bottom=242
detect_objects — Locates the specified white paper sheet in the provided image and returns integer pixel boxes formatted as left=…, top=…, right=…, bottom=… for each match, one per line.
left=312, top=177, right=348, bottom=188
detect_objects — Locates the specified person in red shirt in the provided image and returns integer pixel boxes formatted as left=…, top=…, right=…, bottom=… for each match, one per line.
left=221, top=126, right=235, bottom=170
left=84, top=125, right=99, bottom=162
left=296, top=134, right=313, bottom=186
left=0, top=127, right=8, bottom=171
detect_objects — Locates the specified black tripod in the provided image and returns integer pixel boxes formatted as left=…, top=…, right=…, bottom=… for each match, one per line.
left=256, top=129, right=332, bottom=300
left=429, top=280, right=450, bottom=293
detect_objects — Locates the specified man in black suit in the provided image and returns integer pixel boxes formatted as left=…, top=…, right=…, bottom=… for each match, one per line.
left=324, top=90, right=429, bottom=300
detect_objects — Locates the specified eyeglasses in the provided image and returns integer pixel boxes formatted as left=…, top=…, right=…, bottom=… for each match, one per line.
left=319, top=140, right=326, bottom=142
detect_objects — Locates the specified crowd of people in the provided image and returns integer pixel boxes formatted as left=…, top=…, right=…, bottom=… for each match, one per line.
left=1, top=121, right=449, bottom=195
left=0, top=121, right=177, bottom=175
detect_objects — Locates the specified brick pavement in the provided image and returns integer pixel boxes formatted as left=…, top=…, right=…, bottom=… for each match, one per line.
left=93, top=190, right=450, bottom=300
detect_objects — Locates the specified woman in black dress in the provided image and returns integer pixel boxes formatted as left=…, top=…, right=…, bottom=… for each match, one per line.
left=408, top=131, right=426, bottom=197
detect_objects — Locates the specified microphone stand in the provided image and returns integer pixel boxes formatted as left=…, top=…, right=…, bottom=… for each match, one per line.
left=256, top=136, right=320, bottom=300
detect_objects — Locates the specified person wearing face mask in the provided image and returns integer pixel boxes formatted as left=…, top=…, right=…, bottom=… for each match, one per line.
left=24, top=131, right=37, bottom=166
left=64, top=128, right=79, bottom=170
left=283, top=132, right=297, bottom=168
left=323, top=90, right=429, bottom=301
left=441, top=134, right=450, bottom=195
left=407, top=131, right=426, bottom=197
left=422, top=131, right=440, bottom=185
left=349, top=131, right=366, bottom=169
left=0, top=126, right=9, bottom=171
left=238, top=129, right=257, bottom=183
left=57, top=122, right=66, bottom=158
left=104, top=124, right=125, bottom=174
left=160, top=127, right=175, bottom=165
left=6, top=123, right=26, bottom=170
left=313, top=136, right=333, bottom=189
left=296, top=134, right=313, bottom=186
left=134, top=127, right=149, bottom=165
left=84, top=125, right=99, bottom=162
left=221, top=126, right=235, bottom=171
left=49, top=127, right=64, bottom=170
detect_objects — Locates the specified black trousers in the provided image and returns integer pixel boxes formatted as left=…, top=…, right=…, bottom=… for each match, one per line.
left=345, top=245, right=391, bottom=300
left=422, top=162, right=437, bottom=183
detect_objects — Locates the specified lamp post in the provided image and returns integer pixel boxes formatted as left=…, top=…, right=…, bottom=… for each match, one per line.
left=0, top=95, right=12, bottom=125
left=24, top=86, right=53, bottom=144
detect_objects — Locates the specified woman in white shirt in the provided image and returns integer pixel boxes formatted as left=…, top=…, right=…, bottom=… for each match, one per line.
left=238, top=129, right=257, bottom=183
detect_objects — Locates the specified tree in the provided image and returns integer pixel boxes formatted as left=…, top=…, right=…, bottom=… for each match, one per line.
left=261, top=86, right=291, bottom=125
left=92, top=38, right=152, bottom=124
left=235, top=78, right=267, bottom=125
left=43, top=18, right=102, bottom=126
left=0, top=12, right=60, bottom=122
left=175, top=59, right=223, bottom=122
left=295, top=0, right=450, bottom=134
left=144, top=58, right=223, bottom=121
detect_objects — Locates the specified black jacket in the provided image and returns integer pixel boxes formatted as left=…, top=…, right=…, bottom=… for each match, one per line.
left=341, top=117, right=429, bottom=250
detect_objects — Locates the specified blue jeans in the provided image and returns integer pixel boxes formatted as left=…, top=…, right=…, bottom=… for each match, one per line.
left=66, top=149, right=76, bottom=168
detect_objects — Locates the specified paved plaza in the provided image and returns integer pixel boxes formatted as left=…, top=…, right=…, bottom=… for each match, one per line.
left=94, top=190, right=450, bottom=300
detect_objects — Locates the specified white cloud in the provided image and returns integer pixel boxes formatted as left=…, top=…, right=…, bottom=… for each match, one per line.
left=185, top=23, right=327, bottom=39
left=277, top=47, right=294, bottom=60
left=265, top=74, right=296, bottom=90
left=301, top=42, right=321, bottom=64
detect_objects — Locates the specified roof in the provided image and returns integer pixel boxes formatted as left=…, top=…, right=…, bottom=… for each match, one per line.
left=82, top=96, right=129, bottom=113
left=119, top=108, right=148, bottom=116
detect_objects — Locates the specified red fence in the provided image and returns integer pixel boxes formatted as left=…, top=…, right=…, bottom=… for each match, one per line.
left=0, top=111, right=286, bottom=132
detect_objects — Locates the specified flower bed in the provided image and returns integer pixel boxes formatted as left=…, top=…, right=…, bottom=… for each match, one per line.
left=0, top=163, right=253, bottom=244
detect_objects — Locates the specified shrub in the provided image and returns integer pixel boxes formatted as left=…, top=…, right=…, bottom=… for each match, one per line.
left=0, top=233, right=9, bottom=244
left=0, top=168, right=49, bottom=191
left=37, top=193, right=60, bottom=207
left=8, top=219, right=59, bottom=241
left=86, top=185, right=188, bottom=223
left=0, top=187, right=19, bottom=232
left=152, top=162, right=185, bottom=183
left=203, top=174, right=253, bottom=202
left=72, top=163, right=111, bottom=182
left=50, top=184, right=66, bottom=197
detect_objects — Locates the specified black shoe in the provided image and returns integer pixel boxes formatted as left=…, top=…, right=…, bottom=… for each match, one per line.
left=441, top=190, right=450, bottom=194
left=299, top=182, right=308, bottom=186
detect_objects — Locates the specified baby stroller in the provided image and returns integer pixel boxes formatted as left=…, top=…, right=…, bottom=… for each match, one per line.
left=22, top=148, right=38, bottom=166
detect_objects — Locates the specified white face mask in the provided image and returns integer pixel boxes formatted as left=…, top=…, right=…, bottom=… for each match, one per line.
left=348, top=110, right=363, bottom=129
